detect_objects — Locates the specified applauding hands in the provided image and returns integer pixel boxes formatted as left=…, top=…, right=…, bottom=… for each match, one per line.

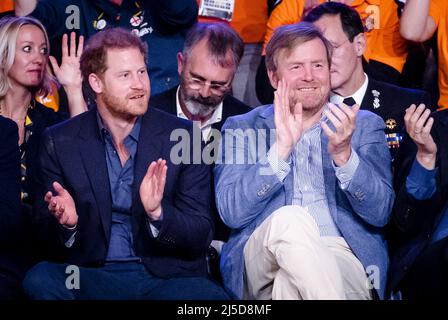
left=139, top=159, right=167, bottom=221
left=321, top=102, right=360, bottom=166
left=273, top=79, right=303, bottom=160
left=404, top=104, right=437, bottom=169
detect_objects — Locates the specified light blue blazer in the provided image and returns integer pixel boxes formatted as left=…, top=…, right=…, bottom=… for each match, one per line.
left=214, top=105, right=394, bottom=299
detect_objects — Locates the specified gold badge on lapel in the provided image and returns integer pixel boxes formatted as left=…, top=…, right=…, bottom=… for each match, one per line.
left=386, top=118, right=397, bottom=130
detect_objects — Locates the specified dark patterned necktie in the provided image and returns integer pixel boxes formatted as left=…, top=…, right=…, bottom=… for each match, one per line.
left=342, top=97, right=356, bottom=107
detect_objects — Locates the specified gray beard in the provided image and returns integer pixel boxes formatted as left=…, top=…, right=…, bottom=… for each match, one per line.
left=184, top=99, right=218, bottom=118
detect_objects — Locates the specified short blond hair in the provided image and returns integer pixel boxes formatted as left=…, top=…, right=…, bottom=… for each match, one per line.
left=0, top=16, right=55, bottom=99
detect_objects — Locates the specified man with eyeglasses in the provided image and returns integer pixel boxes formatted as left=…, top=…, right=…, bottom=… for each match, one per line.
left=150, top=22, right=252, bottom=279
left=151, top=22, right=251, bottom=144
left=303, top=2, right=431, bottom=159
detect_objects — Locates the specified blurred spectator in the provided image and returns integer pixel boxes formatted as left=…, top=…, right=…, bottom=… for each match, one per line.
left=400, top=0, right=448, bottom=110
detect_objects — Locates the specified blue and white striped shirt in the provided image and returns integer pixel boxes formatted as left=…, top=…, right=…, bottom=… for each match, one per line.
left=267, top=109, right=360, bottom=236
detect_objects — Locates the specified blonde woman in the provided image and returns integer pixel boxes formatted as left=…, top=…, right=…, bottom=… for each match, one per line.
left=0, top=15, right=85, bottom=207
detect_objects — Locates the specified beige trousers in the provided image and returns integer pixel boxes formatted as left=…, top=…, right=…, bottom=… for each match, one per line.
left=243, top=205, right=373, bottom=300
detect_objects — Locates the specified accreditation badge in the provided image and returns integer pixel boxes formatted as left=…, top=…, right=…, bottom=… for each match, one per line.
left=198, top=0, right=235, bottom=21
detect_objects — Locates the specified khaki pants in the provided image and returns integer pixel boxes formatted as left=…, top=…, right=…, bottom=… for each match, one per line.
left=243, top=205, right=373, bottom=300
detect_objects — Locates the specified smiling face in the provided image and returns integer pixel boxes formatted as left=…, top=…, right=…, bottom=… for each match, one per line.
left=7, top=24, right=48, bottom=89
left=91, top=47, right=150, bottom=119
left=268, top=37, right=331, bottom=116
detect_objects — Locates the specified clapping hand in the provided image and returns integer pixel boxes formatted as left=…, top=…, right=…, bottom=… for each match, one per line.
left=321, top=101, right=360, bottom=166
left=273, top=79, right=303, bottom=160
left=139, top=159, right=167, bottom=221
left=404, top=104, right=437, bottom=169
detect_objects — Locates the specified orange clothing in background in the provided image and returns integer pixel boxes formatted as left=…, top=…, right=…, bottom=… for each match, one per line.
left=197, top=0, right=268, bottom=43
left=0, top=0, right=14, bottom=13
left=262, top=0, right=324, bottom=54
left=429, top=0, right=448, bottom=110
left=36, top=83, right=60, bottom=112
left=262, top=0, right=408, bottom=73
left=352, top=0, right=408, bottom=73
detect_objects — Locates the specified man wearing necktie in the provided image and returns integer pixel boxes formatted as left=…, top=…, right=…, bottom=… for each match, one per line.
left=303, top=2, right=431, bottom=159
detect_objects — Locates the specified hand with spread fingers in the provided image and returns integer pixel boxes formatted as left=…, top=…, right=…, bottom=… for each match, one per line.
left=49, top=32, right=84, bottom=90
left=321, top=101, right=361, bottom=166
left=404, top=104, right=437, bottom=169
left=49, top=32, right=87, bottom=117
left=44, top=181, right=78, bottom=229
left=273, top=79, right=304, bottom=161
left=139, top=158, right=167, bottom=221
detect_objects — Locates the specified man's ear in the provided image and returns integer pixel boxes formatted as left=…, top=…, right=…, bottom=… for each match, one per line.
left=177, top=52, right=185, bottom=76
left=268, top=69, right=279, bottom=90
left=88, top=73, right=103, bottom=94
left=353, top=32, right=366, bottom=57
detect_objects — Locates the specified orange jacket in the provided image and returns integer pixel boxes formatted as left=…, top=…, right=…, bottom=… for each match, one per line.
left=0, top=0, right=14, bottom=13
left=429, top=0, right=448, bottom=109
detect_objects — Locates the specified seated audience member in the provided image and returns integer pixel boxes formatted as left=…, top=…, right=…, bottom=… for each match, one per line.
left=400, top=0, right=448, bottom=111
left=151, top=22, right=252, bottom=247
left=388, top=105, right=448, bottom=300
left=215, top=22, right=394, bottom=300
left=23, top=28, right=229, bottom=300
left=303, top=2, right=431, bottom=159
left=198, top=0, right=270, bottom=107
left=14, top=0, right=199, bottom=96
left=0, top=16, right=85, bottom=211
left=0, top=116, right=22, bottom=299
left=256, top=0, right=410, bottom=104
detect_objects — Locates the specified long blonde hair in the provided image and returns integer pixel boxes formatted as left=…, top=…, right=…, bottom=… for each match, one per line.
left=0, top=15, right=55, bottom=99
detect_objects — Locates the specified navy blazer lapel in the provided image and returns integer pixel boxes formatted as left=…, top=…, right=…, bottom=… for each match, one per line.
left=77, top=110, right=112, bottom=243
left=131, top=109, right=164, bottom=234
left=150, top=87, right=177, bottom=115
left=321, top=131, right=338, bottom=222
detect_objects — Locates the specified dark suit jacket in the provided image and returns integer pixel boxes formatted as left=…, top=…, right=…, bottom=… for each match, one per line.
left=0, top=116, right=21, bottom=246
left=150, top=86, right=252, bottom=241
left=24, top=102, right=64, bottom=205
left=361, top=78, right=431, bottom=158
left=150, top=86, right=252, bottom=134
left=34, top=107, right=213, bottom=278
left=388, top=109, right=448, bottom=292
left=0, top=116, right=26, bottom=299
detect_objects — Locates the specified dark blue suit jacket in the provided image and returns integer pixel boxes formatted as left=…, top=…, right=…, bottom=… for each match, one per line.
left=150, top=86, right=252, bottom=242
left=388, top=110, right=448, bottom=293
left=34, top=107, right=213, bottom=278
left=0, top=116, right=21, bottom=244
left=0, top=116, right=26, bottom=299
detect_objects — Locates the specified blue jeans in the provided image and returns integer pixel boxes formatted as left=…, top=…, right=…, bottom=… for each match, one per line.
left=23, top=261, right=230, bottom=300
